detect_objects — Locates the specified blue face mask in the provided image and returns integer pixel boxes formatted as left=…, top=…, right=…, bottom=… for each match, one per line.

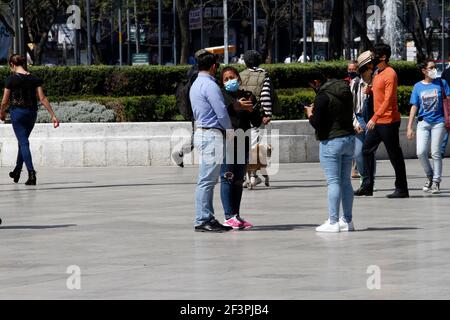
left=224, top=79, right=239, bottom=92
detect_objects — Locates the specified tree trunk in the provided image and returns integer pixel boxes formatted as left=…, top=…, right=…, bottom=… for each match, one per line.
left=409, top=0, right=429, bottom=60
left=353, top=0, right=371, bottom=53
left=261, top=0, right=274, bottom=63
left=343, top=0, right=352, bottom=59
left=34, top=32, right=48, bottom=65
left=328, top=0, right=344, bottom=60
left=176, top=0, right=192, bottom=65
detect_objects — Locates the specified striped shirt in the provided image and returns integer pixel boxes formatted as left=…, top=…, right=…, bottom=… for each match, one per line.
left=249, top=67, right=273, bottom=117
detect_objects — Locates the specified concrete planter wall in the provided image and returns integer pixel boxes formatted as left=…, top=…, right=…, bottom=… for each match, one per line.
left=0, top=120, right=448, bottom=167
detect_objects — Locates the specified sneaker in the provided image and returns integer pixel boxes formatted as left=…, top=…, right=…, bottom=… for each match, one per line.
left=250, top=176, right=262, bottom=188
left=171, top=150, right=184, bottom=168
left=316, top=220, right=340, bottom=233
left=431, top=182, right=440, bottom=194
left=235, top=215, right=253, bottom=229
left=263, top=175, right=270, bottom=187
left=223, top=215, right=245, bottom=229
left=423, top=177, right=433, bottom=192
left=339, top=217, right=355, bottom=232
left=242, top=177, right=250, bottom=189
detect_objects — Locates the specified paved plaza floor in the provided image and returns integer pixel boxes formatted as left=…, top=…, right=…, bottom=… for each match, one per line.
left=1, top=160, right=450, bottom=299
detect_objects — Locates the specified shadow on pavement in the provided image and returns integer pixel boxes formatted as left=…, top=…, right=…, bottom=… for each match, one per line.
left=356, top=227, right=421, bottom=232
left=245, top=224, right=318, bottom=231
left=0, top=224, right=77, bottom=230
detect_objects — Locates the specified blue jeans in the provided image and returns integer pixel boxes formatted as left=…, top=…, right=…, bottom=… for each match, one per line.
left=10, top=107, right=37, bottom=172
left=220, top=152, right=248, bottom=220
left=193, top=129, right=225, bottom=226
left=320, top=135, right=355, bottom=224
left=441, top=131, right=449, bottom=157
left=416, top=120, right=446, bottom=183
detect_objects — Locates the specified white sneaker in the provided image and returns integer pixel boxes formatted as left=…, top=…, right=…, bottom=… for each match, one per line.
left=339, top=217, right=355, bottom=232
left=250, top=176, right=262, bottom=189
left=431, top=182, right=440, bottom=194
left=316, top=220, right=340, bottom=233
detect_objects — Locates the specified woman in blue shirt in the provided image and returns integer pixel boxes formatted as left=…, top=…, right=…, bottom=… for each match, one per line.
left=407, top=60, right=450, bottom=194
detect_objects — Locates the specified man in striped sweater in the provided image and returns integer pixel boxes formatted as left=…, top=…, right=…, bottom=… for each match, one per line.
left=240, top=50, right=273, bottom=188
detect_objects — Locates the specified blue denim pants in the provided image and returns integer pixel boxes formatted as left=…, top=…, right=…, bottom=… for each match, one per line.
left=193, top=129, right=225, bottom=226
left=220, top=142, right=248, bottom=220
left=10, top=107, right=38, bottom=172
left=319, top=135, right=355, bottom=224
left=416, top=120, right=446, bottom=183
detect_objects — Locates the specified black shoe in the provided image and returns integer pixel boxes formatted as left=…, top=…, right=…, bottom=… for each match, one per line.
left=354, top=187, right=373, bottom=196
left=195, top=219, right=232, bottom=233
left=210, top=219, right=233, bottom=231
left=263, top=175, right=270, bottom=187
left=25, top=170, right=37, bottom=186
left=386, top=190, right=409, bottom=198
left=172, top=151, right=184, bottom=168
left=9, top=168, right=22, bottom=183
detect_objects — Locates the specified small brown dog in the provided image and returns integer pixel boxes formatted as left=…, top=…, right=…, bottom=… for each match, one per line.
left=245, top=143, right=272, bottom=189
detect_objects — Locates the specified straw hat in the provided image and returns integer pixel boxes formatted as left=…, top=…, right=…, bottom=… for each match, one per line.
left=356, top=50, right=372, bottom=70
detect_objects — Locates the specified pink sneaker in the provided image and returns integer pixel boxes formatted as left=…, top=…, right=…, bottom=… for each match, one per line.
left=236, top=215, right=253, bottom=229
left=223, top=216, right=245, bottom=229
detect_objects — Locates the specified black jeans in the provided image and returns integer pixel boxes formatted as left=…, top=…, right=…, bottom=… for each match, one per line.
left=361, top=121, right=408, bottom=192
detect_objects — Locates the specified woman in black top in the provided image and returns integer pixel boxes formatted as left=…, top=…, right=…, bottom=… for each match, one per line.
left=305, top=71, right=356, bottom=233
left=0, top=54, right=59, bottom=185
left=220, top=66, right=262, bottom=229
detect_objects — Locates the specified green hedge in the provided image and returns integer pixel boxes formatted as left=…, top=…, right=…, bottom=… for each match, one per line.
left=0, top=61, right=421, bottom=97
left=49, top=95, right=180, bottom=122
left=48, top=86, right=413, bottom=122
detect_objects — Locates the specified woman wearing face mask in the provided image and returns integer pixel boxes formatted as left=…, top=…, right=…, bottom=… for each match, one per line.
left=0, top=54, right=59, bottom=185
left=220, top=66, right=262, bottom=229
left=407, top=60, right=450, bottom=194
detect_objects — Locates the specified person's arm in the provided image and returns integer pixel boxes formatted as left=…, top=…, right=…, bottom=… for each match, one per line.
left=407, top=85, right=419, bottom=140
left=36, top=87, right=59, bottom=128
left=307, top=93, right=329, bottom=131
left=406, top=105, right=418, bottom=140
left=260, top=74, right=272, bottom=124
left=206, top=83, right=232, bottom=130
left=0, top=89, right=10, bottom=121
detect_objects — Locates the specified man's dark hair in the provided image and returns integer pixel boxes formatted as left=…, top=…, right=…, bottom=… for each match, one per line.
left=197, top=53, right=218, bottom=71
left=308, top=69, right=326, bottom=83
left=372, top=43, right=391, bottom=63
left=244, top=50, right=262, bottom=68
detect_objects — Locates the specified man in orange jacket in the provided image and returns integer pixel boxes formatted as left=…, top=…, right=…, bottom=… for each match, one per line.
left=354, top=43, right=409, bottom=198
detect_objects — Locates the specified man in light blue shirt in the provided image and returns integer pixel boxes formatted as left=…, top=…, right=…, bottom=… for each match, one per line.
left=190, top=52, right=233, bottom=232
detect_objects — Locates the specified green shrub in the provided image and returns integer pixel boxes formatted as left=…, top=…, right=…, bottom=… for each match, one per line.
left=397, top=86, right=413, bottom=116
left=47, top=86, right=412, bottom=122
left=0, top=62, right=421, bottom=97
